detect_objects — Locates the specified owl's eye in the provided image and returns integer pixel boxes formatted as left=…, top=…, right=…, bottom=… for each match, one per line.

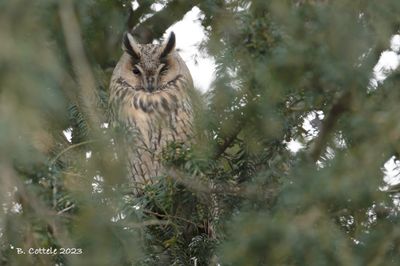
left=132, top=67, right=141, bottom=75
left=160, top=65, right=168, bottom=75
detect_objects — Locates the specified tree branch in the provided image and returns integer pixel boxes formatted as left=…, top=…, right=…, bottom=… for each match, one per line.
left=127, top=0, right=153, bottom=30
left=142, top=209, right=204, bottom=228
left=308, top=26, right=399, bottom=163
left=131, top=0, right=200, bottom=43
left=213, top=125, right=242, bottom=160
left=309, top=90, right=352, bottom=162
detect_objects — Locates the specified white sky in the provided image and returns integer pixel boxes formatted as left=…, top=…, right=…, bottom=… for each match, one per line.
left=371, top=35, right=400, bottom=86
left=164, top=7, right=216, bottom=92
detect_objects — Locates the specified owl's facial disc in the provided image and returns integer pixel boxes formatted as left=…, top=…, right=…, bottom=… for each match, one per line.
left=122, top=31, right=177, bottom=93
left=129, top=44, right=175, bottom=92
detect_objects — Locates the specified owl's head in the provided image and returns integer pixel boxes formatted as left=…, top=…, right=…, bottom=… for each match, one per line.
left=119, top=31, right=188, bottom=93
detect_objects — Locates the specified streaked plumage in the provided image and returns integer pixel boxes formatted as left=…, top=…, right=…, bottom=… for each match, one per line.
left=109, top=32, right=193, bottom=194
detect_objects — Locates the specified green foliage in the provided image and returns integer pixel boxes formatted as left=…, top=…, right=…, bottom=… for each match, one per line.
left=1, top=0, right=400, bottom=265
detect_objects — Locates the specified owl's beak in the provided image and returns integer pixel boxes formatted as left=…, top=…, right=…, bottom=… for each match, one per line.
left=144, top=76, right=157, bottom=92
left=147, top=84, right=155, bottom=92
left=146, top=77, right=156, bottom=92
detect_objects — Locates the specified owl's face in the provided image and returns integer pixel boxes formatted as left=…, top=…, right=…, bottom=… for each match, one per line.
left=121, top=32, right=179, bottom=93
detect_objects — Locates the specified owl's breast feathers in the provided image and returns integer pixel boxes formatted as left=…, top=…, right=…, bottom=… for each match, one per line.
left=109, top=32, right=193, bottom=189
left=109, top=74, right=193, bottom=186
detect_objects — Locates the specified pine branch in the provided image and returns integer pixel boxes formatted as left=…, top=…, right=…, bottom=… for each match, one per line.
left=308, top=28, right=398, bottom=162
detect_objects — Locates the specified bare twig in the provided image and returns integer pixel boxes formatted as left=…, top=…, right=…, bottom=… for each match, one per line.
left=166, top=169, right=246, bottom=197
left=309, top=90, right=352, bottom=162
left=57, top=204, right=75, bottom=215
left=50, top=140, right=96, bottom=165
left=213, top=125, right=242, bottom=160
left=142, top=209, right=204, bottom=228
left=122, top=219, right=170, bottom=228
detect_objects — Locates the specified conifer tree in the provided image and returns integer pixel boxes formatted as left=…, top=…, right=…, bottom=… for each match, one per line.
left=1, top=1, right=400, bottom=265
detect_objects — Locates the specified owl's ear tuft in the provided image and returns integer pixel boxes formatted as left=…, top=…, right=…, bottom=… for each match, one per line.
left=160, top=32, right=176, bottom=59
left=123, top=32, right=140, bottom=60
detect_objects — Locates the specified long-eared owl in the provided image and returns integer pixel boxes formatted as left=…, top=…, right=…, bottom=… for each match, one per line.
left=109, top=32, right=193, bottom=194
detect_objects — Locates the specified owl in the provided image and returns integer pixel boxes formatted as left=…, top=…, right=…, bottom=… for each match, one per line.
left=109, top=31, right=194, bottom=194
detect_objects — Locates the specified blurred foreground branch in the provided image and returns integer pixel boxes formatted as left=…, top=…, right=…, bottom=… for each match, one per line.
left=59, top=0, right=101, bottom=129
